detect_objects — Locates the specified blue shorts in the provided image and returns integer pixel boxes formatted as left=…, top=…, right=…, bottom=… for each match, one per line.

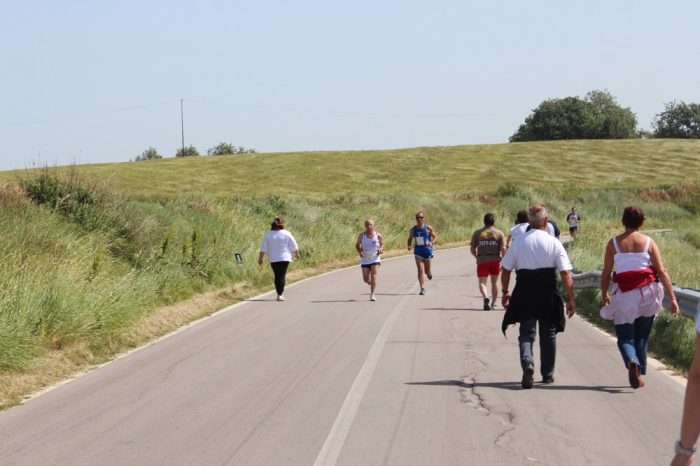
left=414, top=248, right=433, bottom=260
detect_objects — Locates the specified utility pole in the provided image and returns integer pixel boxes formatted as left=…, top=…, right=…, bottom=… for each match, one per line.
left=180, top=99, right=185, bottom=156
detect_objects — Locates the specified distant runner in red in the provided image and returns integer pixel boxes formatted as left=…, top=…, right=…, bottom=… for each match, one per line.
left=470, top=213, right=506, bottom=310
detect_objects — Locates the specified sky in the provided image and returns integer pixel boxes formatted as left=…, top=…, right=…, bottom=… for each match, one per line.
left=1, top=0, right=698, bottom=171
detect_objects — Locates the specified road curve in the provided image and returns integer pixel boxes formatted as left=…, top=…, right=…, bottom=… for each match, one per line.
left=0, top=248, right=686, bottom=465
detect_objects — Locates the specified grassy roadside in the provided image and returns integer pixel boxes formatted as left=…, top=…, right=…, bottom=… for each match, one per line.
left=0, top=241, right=467, bottom=410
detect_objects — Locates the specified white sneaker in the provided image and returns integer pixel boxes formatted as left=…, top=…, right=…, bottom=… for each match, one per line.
left=370, top=294, right=377, bottom=301
left=277, top=295, right=285, bottom=301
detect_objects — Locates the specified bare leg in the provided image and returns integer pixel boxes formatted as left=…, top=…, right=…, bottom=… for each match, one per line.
left=491, top=274, right=499, bottom=303
left=362, top=267, right=370, bottom=284
left=424, top=259, right=432, bottom=277
left=414, top=256, right=425, bottom=288
left=671, top=333, right=700, bottom=466
left=370, top=265, right=378, bottom=294
left=478, top=276, right=488, bottom=298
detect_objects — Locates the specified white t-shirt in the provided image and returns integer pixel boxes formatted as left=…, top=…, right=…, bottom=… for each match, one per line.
left=501, top=229, right=572, bottom=272
left=260, top=229, right=299, bottom=262
left=509, top=223, right=528, bottom=240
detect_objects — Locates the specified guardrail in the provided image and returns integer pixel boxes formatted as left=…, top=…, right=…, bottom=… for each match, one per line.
left=571, top=270, right=700, bottom=319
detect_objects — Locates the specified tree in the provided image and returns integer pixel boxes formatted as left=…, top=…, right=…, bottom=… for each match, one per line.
left=207, top=142, right=257, bottom=156
left=175, top=145, right=200, bottom=157
left=652, top=101, right=700, bottom=139
left=134, top=147, right=162, bottom=162
left=509, top=90, right=637, bottom=142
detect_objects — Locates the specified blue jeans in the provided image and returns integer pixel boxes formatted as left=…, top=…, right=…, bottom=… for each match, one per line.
left=615, top=315, right=655, bottom=375
left=518, top=317, right=557, bottom=378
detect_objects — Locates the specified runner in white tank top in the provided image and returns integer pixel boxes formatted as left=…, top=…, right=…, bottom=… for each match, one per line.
left=355, top=219, right=384, bottom=301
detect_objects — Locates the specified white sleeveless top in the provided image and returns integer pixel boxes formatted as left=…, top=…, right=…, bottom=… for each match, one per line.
left=613, top=236, right=651, bottom=273
left=360, top=232, right=381, bottom=265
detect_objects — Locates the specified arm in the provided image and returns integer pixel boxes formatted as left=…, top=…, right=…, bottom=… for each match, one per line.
left=258, top=251, right=265, bottom=266
left=559, top=270, right=576, bottom=318
left=356, top=233, right=364, bottom=257
left=259, top=235, right=268, bottom=265
left=600, top=239, right=615, bottom=306
left=506, top=234, right=513, bottom=248
left=501, top=268, right=512, bottom=308
left=649, top=238, right=680, bottom=316
left=427, top=225, right=437, bottom=247
left=500, top=234, right=507, bottom=257
left=671, top=333, right=700, bottom=466
left=377, top=233, right=384, bottom=254
left=407, top=228, right=414, bottom=251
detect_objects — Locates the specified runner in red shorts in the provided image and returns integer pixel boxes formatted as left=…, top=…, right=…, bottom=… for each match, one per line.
left=470, top=213, right=507, bottom=310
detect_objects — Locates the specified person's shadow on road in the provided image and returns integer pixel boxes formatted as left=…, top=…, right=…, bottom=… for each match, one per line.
left=406, top=379, right=629, bottom=394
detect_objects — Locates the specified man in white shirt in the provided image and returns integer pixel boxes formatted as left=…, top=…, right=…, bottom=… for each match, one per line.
left=500, top=205, right=576, bottom=389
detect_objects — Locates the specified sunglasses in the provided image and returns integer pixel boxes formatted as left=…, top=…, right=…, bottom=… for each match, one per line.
left=416, top=216, right=424, bottom=219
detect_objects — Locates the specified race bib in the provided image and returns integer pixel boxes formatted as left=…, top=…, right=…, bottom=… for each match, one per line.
left=415, top=237, right=425, bottom=246
left=365, top=251, right=376, bottom=260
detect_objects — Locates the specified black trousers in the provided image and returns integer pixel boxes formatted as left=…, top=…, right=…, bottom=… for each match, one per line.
left=270, top=261, right=290, bottom=295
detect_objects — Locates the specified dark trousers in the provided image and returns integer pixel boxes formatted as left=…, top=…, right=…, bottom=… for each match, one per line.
left=270, top=261, right=290, bottom=296
left=518, top=316, right=557, bottom=378
left=615, top=315, right=655, bottom=375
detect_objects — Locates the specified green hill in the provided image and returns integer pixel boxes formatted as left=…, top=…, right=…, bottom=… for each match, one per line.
left=3, top=139, right=699, bottom=199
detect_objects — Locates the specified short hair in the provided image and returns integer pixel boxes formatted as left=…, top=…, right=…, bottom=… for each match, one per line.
left=622, top=206, right=645, bottom=229
left=516, top=210, right=528, bottom=224
left=364, top=218, right=375, bottom=227
left=271, top=216, right=285, bottom=230
left=415, top=212, right=424, bottom=218
left=528, top=205, right=548, bottom=227
left=484, top=213, right=495, bottom=226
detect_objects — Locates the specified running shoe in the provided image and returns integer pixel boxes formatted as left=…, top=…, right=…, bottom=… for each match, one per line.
left=483, top=297, right=490, bottom=310
left=419, top=288, right=426, bottom=295
left=277, top=295, right=285, bottom=301
left=491, top=303, right=497, bottom=310
left=370, top=294, right=377, bottom=301
left=542, top=376, right=555, bottom=384
left=427, top=273, right=433, bottom=280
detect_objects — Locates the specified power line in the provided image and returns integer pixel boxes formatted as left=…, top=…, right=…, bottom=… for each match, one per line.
left=186, top=99, right=527, bottom=118
left=0, top=98, right=528, bottom=128
left=0, top=100, right=181, bottom=127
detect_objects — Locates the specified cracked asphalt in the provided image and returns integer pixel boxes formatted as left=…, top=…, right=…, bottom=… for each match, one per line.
left=0, top=247, right=685, bottom=465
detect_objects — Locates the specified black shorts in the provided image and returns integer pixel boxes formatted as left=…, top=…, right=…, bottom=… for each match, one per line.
left=569, top=226, right=579, bottom=233
left=361, top=262, right=380, bottom=269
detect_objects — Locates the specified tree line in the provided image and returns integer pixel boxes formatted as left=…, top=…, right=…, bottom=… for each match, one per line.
left=133, top=142, right=257, bottom=162
left=510, top=90, right=699, bottom=142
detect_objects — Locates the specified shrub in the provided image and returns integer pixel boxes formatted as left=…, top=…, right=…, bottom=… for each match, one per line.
left=135, top=147, right=163, bottom=162
left=207, top=142, right=257, bottom=156
left=175, top=145, right=200, bottom=157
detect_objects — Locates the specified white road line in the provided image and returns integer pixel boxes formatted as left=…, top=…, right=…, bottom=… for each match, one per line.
left=313, top=285, right=417, bottom=466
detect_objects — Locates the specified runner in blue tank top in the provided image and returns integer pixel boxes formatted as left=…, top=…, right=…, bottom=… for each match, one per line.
left=407, top=212, right=438, bottom=295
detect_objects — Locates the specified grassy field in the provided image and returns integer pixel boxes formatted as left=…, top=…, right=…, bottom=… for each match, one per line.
left=3, top=139, right=700, bottom=200
left=1, top=139, right=700, bottom=409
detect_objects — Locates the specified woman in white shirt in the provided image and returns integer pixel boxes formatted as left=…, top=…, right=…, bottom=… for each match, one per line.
left=258, top=217, right=300, bottom=301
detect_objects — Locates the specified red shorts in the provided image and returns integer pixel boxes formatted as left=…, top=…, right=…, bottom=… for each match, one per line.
left=477, top=260, right=501, bottom=277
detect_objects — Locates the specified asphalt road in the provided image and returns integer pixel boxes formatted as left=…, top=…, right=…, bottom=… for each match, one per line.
left=0, top=248, right=686, bottom=465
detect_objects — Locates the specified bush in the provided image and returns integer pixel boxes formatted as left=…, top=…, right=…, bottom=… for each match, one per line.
left=207, top=142, right=257, bottom=156
left=135, top=147, right=163, bottom=162
left=175, top=145, right=200, bottom=157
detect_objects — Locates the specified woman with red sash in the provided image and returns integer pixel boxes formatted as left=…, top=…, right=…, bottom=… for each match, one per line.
left=600, top=206, right=679, bottom=389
